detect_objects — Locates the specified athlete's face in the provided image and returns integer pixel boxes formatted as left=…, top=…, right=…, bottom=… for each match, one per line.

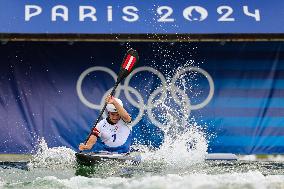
left=109, top=112, right=121, bottom=123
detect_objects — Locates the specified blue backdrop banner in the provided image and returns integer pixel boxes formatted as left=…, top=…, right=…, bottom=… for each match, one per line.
left=0, top=0, right=283, bottom=34
left=0, top=42, right=284, bottom=154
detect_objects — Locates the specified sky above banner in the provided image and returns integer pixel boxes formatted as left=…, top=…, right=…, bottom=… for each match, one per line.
left=0, top=0, right=283, bottom=34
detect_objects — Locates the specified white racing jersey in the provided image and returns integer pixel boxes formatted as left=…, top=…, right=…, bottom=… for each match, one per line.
left=92, top=118, right=132, bottom=153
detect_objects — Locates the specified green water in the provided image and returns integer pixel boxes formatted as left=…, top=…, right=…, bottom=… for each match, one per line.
left=1, top=132, right=283, bottom=189
left=1, top=160, right=284, bottom=189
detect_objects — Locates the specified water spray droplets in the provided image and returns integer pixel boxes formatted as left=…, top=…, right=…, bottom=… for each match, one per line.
left=141, top=123, right=208, bottom=168
left=28, top=138, right=76, bottom=169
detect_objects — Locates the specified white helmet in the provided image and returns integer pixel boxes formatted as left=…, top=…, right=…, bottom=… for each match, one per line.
left=106, top=98, right=123, bottom=112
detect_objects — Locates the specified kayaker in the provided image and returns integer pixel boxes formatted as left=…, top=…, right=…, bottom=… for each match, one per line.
left=79, top=95, right=132, bottom=153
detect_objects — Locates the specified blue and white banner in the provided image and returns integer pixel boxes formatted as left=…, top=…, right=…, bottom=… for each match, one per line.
left=0, top=0, right=283, bottom=34
left=0, top=42, right=284, bottom=154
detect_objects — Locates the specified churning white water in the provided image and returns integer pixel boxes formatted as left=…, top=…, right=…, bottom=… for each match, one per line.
left=28, top=138, right=76, bottom=169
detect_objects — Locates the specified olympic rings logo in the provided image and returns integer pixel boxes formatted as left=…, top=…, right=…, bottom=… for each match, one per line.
left=76, top=66, right=214, bottom=129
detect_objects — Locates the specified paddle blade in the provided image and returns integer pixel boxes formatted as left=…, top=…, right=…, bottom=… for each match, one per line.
left=117, top=49, right=139, bottom=83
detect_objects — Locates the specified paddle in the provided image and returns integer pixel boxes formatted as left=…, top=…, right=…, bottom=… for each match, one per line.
left=81, top=48, right=139, bottom=151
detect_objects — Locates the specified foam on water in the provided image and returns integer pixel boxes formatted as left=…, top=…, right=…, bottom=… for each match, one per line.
left=0, top=180, right=4, bottom=188
left=4, top=171, right=284, bottom=189
left=28, top=138, right=76, bottom=169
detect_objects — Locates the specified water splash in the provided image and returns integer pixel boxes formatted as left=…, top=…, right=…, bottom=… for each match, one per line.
left=130, top=85, right=209, bottom=168
left=139, top=78, right=209, bottom=167
left=141, top=123, right=208, bottom=167
left=28, top=138, right=76, bottom=169
left=133, top=56, right=210, bottom=167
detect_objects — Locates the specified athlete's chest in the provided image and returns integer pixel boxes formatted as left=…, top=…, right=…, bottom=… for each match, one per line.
left=103, top=124, right=119, bottom=132
left=100, top=123, right=120, bottom=138
left=99, top=120, right=130, bottom=144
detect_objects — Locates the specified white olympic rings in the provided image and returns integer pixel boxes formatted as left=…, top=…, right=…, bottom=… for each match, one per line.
left=76, top=66, right=214, bottom=129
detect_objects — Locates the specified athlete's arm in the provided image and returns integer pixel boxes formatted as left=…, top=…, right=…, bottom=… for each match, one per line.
left=113, top=100, right=131, bottom=123
left=79, top=135, right=97, bottom=151
left=107, top=96, right=132, bottom=123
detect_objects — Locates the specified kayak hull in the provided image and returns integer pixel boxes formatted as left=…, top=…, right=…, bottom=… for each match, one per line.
left=75, top=152, right=141, bottom=166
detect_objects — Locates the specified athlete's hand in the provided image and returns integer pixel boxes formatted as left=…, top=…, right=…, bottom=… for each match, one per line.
left=105, top=95, right=115, bottom=104
left=79, top=143, right=90, bottom=151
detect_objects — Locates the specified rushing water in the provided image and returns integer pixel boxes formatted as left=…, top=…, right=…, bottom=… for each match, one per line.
left=1, top=135, right=284, bottom=189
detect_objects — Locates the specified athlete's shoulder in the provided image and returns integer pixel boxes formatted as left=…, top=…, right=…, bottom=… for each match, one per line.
left=97, top=118, right=108, bottom=128
left=118, top=119, right=132, bottom=129
left=97, top=118, right=106, bottom=124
